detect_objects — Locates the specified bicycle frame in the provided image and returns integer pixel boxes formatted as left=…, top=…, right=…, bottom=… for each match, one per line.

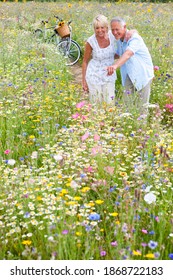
left=40, top=20, right=57, bottom=42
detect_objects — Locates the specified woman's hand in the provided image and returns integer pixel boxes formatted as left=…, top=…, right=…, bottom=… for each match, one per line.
left=82, top=80, right=89, bottom=92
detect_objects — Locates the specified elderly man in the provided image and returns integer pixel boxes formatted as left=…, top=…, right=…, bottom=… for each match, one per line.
left=107, top=17, right=154, bottom=115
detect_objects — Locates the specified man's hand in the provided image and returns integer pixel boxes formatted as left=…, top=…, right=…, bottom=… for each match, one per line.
left=125, top=29, right=137, bottom=41
left=106, top=65, right=116, bottom=76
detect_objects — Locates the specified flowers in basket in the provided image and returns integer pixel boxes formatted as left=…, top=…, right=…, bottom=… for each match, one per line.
left=58, top=19, right=65, bottom=27
left=55, top=18, right=70, bottom=38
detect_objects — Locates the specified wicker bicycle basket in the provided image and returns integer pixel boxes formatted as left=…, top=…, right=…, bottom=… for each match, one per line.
left=55, top=24, right=70, bottom=38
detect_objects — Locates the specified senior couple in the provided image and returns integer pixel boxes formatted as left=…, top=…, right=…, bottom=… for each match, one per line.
left=82, top=15, right=154, bottom=115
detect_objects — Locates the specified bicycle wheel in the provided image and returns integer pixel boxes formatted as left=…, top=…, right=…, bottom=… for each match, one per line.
left=34, top=29, right=43, bottom=40
left=57, top=38, right=81, bottom=66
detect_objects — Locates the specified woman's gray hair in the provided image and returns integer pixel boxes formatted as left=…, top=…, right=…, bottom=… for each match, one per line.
left=93, top=14, right=109, bottom=29
left=110, top=17, right=126, bottom=27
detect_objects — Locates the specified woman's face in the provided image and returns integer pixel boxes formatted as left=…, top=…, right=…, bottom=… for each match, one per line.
left=94, top=24, right=108, bottom=37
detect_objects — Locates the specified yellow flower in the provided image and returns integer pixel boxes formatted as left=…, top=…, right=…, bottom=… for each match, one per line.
left=61, top=189, right=68, bottom=194
left=145, top=253, right=155, bottom=259
left=74, top=196, right=81, bottom=201
left=65, top=201, right=77, bottom=206
left=76, top=232, right=82, bottom=236
left=67, top=177, right=72, bottom=182
left=58, top=21, right=65, bottom=27
left=133, top=250, right=142, bottom=256
left=109, top=212, right=118, bottom=217
left=81, top=187, right=90, bottom=193
left=29, top=135, right=35, bottom=139
left=95, top=200, right=104, bottom=205
left=22, top=240, right=32, bottom=246
left=36, top=196, right=42, bottom=201
left=119, top=172, right=127, bottom=177
left=85, top=202, right=95, bottom=207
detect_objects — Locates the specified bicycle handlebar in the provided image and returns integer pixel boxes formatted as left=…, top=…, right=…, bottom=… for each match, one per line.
left=54, top=15, right=61, bottom=20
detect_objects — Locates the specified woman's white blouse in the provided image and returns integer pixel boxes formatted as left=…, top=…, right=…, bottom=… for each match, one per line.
left=86, top=30, right=117, bottom=85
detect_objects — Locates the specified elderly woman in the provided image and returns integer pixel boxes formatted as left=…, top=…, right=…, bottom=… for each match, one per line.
left=82, top=14, right=117, bottom=105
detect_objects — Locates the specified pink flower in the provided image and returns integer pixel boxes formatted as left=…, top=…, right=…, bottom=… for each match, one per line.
left=100, top=121, right=105, bottom=127
left=72, top=112, right=80, bottom=119
left=81, top=132, right=89, bottom=141
left=76, top=101, right=85, bottom=109
left=154, top=66, right=159, bottom=71
left=111, top=241, right=118, bottom=247
left=94, top=134, right=100, bottom=141
left=155, top=216, right=159, bottom=222
left=84, top=166, right=93, bottom=173
left=165, top=93, right=173, bottom=99
left=94, top=179, right=107, bottom=186
left=104, top=166, right=114, bottom=175
left=142, top=229, right=148, bottom=234
left=91, top=145, right=103, bottom=155
left=87, top=104, right=92, bottom=111
left=4, top=149, right=11, bottom=155
left=81, top=115, right=87, bottom=120
left=165, top=104, right=173, bottom=113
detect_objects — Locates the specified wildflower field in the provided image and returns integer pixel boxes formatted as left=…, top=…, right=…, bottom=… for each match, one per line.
left=0, top=1, right=173, bottom=260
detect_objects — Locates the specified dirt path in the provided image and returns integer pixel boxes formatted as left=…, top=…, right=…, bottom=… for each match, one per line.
left=70, top=63, right=82, bottom=85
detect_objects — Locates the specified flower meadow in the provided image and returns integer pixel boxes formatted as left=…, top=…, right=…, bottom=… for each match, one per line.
left=0, top=1, right=173, bottom=260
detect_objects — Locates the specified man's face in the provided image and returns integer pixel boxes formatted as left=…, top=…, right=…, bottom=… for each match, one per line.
left=111, top=21, right=126, bottom=40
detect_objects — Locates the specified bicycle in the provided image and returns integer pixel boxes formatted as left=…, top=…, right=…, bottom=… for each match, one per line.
left=34, top=16, right=81, bottom=66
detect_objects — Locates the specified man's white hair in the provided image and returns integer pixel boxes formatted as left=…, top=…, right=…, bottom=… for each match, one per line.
left=110, top=17, right=126, bottom=27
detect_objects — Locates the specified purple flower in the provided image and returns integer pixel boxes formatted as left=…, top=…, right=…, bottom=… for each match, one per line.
left=51, top=251, right=57, bottom=257
left=148, top=240, right=158, bottom=249
left=111, top=241, right=118, bottom=247
left=62, top=230, right=69, bottom=235
left=154, top=252, right=160, bottom=258
left=24, top=212, right=30, bottom=218
left=100, top=250, right=106, bottom=257
left=88, top=213, right=100, bottom=221
left=85, top=225, right=92, bottom=232
left=125, top=89, right=131, bottom=95
left=169, top=253, right=173, bottom=260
